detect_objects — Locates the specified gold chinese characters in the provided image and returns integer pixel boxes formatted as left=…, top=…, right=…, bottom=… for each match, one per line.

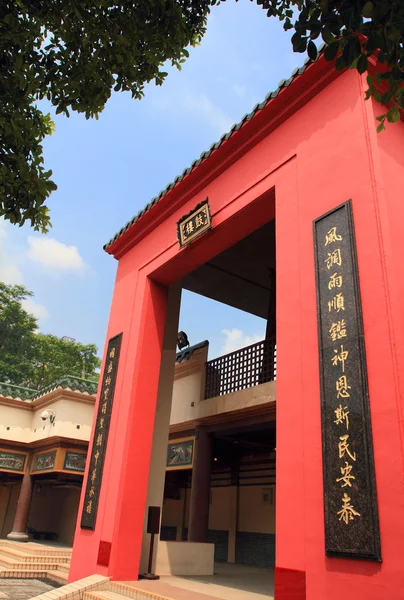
left=338, top=434, right=356, bottom=462
left=324, top=225, right=361, bottom=525
left=328, top=293, right=345, bottom=313
left=337, top=493, right=361, bottom=524
left=329, top=320, right=347, bottom=342
left=81, top=336, right=121, bottom=528
left=183, top=210, right=208, bottom=239
left=332, top=345, right=348, bottom=372
left=325, top=248, right=342, bottom=270
left=325, top=227, right=342, bottom=246
left=336, top=462, right=356, bottom=488
left=334, top=405, right=349, bottom=429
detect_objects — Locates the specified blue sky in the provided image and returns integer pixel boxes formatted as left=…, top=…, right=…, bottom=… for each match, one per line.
left=0, top=1, right=300, bottom=361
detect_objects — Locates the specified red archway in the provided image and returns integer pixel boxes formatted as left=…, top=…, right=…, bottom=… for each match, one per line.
left=69, top=55, right=404, bottom=600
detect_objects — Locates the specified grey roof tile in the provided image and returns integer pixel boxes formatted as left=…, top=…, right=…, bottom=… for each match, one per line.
left=0, top=382, right=37, bottom=401
left=176, top=340, right=209, bottom=363
left=104, top=54, right=318, bottom=251
left=0, top=376, right=98, bottom=401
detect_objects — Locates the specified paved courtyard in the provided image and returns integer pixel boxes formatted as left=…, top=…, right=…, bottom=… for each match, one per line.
left=161, top=563, right=274, bottom=600
left=0, top=579, right=60, bottom=600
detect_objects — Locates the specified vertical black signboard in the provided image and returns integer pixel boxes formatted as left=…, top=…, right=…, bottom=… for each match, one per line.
left=81, top=333, right=122, bottom=530
left=313, top=201, right=381, bottom=561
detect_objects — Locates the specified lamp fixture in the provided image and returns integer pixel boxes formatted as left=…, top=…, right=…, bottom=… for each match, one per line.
left=177, top=331, right=190, bottom=351
left=40, top=409, right=56, bottom=425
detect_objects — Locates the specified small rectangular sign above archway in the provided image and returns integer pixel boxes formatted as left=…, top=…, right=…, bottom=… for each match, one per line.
left=177, top=199, right=212, bottom=248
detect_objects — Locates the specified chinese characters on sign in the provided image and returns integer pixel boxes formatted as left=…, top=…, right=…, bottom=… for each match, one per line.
left=313, top=201, right=381, bottom=561
left=177, top=200, right=212, bottom=248
left=80, top=333, right=122, bottom=530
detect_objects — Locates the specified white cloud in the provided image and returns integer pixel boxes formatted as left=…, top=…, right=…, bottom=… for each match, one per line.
left=0, top=263, right=23, bottom=285
left=27, top=237, right=86, bottom=271
left=182, top=92, right=233, bottom=136
left=0, top=220, right=49, bottom=325
left=152, top=88, right=233, bottom=137
left=220, top=328, right=265, bottom=355
left=233, top=84, right=246, bottom=98
left=21, top=298, right=49, bottom=323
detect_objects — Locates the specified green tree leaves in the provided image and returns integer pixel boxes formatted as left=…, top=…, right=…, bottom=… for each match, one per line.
left=29, top=333, right=100, bottom=390
left=0, top=0, right=213, bottom=232
left=0, top=282, right=100, bottom=388
left=1, top=0, right=403, bottom=233
left=261, top=0, right=404, bottom=131
left=0, top=283, right=38, bottom=384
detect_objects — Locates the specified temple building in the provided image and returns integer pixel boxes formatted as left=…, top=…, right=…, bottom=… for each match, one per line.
left=44, top=49, right=404, bottom=600
left=0, top=340, right=276, bottom=576
left=0, top=377, right=96, bottom=545
left=163, top=337, right=276, bottom=570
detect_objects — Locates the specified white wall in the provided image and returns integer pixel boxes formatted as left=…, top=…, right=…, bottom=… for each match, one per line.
left=238, top=486, right=275, bottom=534
left=0, top=395, right=95, bottom=444
left=170, top=372, right=204, bottom=424
left=161, top=482, right=275, bottom=536
left=30, top=399, right=94, bottom=442
left=170, top=345, right=276, bottom=426
left=0, top=405, right=32, bottom=443
left=209, top=487, right=231, bottom=531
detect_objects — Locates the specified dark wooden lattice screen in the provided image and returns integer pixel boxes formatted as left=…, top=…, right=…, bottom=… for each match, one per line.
left=204, top=338, right=276, bottom=400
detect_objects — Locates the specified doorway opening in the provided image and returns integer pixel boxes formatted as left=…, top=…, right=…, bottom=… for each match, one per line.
left=156, top=214, right=277, bottom=597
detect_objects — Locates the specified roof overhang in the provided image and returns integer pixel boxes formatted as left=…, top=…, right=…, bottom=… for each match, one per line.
left=105, top=52, right=342, bottom=260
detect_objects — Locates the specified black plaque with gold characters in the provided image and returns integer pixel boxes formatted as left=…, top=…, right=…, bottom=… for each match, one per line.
left=81, top=333, right=122, bottom=530
left=313, top=201, right=381, bottom=561
left=177, top=199, right=212, bottom=248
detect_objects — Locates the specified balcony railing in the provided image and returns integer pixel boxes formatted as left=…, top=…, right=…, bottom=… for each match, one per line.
left=204, top=337, right=276, bottom=400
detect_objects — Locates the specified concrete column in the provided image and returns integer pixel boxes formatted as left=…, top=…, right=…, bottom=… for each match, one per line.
left=188, top=426, right=213, bottom=543
left=176, top=487, right=186, bottom=542
left=227, top=463, right=239, bottom=563
left=265, top=268, right=276, bottom=340
left=139, top=283, right=182, bottom=574
left=7, top=457, right=33, bottom=542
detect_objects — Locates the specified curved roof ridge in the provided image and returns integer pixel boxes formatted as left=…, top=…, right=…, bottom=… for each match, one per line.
left=0, top=375, right=99, bottom=401
left=104, top=49, right=325, bottom=252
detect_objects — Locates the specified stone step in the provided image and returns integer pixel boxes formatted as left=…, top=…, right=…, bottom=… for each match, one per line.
left=46, top=569, right=69, bottom=585
left=84, top=592, right=128, bottom=600
left=86, top=591, right=157, bottom=600
left=0, top=547, right=40, bottom=561
left=0, top=547, right=33, bottom=561
left=0, top=548, right=70, bottom=563
left=0, top=541, right=71, bottom=557
left=56, top=563, right=70, bottom=574
left=24, top=545, right=71, bottom=557
left=108, top=580, right=223, bottom=600
left=0, top=557, right=61, bottom=570
left=0, top=568, right=49, bottom=579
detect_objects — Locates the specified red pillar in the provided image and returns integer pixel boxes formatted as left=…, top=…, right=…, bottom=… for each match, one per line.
left=69, top=268, right=168, bottom=582
left=274, top=160, right=307, bottom=599
left=188, top=426, right=213, bottom=543
left=7, top=457, right=33, bottom=542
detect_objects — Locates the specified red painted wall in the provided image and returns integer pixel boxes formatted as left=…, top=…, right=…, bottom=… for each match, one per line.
left=70, top=60, right=404, bottom=599
left=275, top=71, right=404, bottom=598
